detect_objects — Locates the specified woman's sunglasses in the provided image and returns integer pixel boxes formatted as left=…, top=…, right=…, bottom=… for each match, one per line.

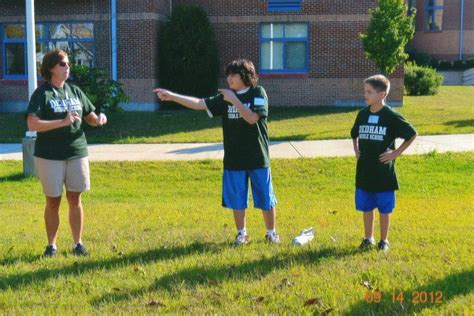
left=58, top=61, right=71, bottom=67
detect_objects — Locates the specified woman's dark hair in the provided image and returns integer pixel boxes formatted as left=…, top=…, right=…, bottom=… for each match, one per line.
left=225, top=59, right=258, bottom=87
left=41, top=49, right=68, bottom=81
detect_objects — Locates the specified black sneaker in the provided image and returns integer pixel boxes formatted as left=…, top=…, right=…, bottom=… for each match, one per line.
left=43, top=245, right=57, bottom=257
left=72, top=243, right=89, bottom=256
left=359, top=238, right=375, bottom=250
left=377, top=240, right=389, bottom=252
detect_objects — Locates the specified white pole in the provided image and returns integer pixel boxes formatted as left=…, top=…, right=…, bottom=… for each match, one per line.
left=26, top=0, right=37, bottom=98
left=459, top=0, right=464, bottom=60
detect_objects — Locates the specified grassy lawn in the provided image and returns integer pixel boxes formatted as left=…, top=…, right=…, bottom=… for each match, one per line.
left=0, top=86, right=473, bottom=143
left=0, top=152, right=473, bottom=314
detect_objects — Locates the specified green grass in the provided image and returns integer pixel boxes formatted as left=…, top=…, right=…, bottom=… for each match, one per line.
left=0, top=152, right=473, bottom=314
left=1, top=86, right=473, bottom=143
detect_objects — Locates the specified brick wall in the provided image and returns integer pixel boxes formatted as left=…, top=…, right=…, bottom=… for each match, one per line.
left=173, top=0, right=377, bottom=16
left=411, top=0, right=474, bottom=60
left=173, top=0, right=403, bottom=106
left=0, top=0, right=406, bottom=111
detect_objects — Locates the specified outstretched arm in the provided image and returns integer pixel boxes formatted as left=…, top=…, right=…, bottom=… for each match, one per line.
left=153, top=88, right=207, bottom=110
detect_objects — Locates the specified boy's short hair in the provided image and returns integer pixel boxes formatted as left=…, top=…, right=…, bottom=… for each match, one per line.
left=364, top=75, right=391, bottom=96
left=41, top=49, right=68, bottom=81
left=225, top=59, right=258, bottom=87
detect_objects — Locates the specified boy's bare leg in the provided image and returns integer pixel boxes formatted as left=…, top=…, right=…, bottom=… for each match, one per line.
left=380, top=213, right=390, bottom=241
left=363, top=211, right=375, bottom=239
left=233, top=209, right=246, bottom=231
left=261, top=207, right=275, bottom=230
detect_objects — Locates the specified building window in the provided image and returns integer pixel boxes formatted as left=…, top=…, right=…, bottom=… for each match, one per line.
left=268, top=0, right=302, bottom=12
left=2, top=22, right=95, bottom=79
left=260, top=23, right=308, bottom=74
left=424, top=0, right=443, bottom=32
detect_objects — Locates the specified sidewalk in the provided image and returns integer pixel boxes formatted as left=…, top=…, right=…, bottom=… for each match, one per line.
left=0, top=134, right=472, bottom=161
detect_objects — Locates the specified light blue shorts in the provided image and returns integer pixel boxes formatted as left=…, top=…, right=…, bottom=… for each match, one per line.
left=222, top=168, right=277, bottom=211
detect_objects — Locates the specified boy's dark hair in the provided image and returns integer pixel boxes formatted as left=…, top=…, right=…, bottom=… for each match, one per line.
left=41, top=49, right=68, bottom=81
left=364, top=74, right=391, bottom=96
left=225, top=59, right=258, bottom=87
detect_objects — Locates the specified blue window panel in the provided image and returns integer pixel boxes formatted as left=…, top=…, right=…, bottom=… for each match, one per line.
left=259, top=23, right=309, bottom=74
left=2, top=22, right=95, bottom=80
left=424, top=0, right=443, bottom=31
left=268, top=0, right=302, bottom=12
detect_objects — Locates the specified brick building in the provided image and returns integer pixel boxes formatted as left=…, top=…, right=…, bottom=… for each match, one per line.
left=409, top=0, right=474, bottom=61
left=0, top=0, right=403, bottom=112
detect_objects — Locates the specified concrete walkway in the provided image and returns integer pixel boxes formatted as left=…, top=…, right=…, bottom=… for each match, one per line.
left=0, top=134, right=472, bottom=161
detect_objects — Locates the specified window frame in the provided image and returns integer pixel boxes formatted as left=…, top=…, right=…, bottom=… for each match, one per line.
left=1, top=21, right=95, bottom=80
left=424, top=0, right=444, bottom=32
left=268, top=0, right=302, bottom=12
left=259, top=22, right=309, bottom=74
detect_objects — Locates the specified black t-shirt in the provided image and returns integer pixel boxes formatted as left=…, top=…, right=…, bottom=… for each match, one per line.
left=26, top=82, right=95, bottom=160
left=204, top=86, right=270, bottom=170
left=350, top=106, right=417, bottom=192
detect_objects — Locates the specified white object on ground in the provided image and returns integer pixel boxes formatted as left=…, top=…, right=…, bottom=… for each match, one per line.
left=292, top=227, right=315, bottom=246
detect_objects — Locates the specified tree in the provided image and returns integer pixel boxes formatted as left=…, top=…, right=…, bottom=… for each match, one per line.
left=159, top=5, right=218, bottom=108
left=68, top=64, right=129, bottom=113
left=359, top=0, right=415, bottom=75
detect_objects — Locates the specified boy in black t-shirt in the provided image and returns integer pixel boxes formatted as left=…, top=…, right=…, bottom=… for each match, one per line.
left=350, top=75, right=417, bottom=252
left=154, top=59, right=279, bottom=245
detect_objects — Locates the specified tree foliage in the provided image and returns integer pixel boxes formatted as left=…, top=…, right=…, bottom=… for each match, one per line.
left=360, top=0, right=415, bottom=74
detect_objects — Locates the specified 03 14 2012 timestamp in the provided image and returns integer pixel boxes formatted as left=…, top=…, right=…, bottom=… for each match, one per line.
left=365, top=289, right=443, bottom=304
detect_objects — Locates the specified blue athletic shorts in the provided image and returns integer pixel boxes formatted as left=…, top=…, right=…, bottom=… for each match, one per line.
left=355, top=188, right=395, bottom=214
left=222, top=168, right=277, bottom=211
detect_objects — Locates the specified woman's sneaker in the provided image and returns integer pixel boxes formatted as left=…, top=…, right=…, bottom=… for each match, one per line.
left=43, top=245, right=57, bottom=257
left=359, top=238, right=375, bottom=250
left=265, top=232, right=281, bottom=244
left=233, top=232, right=250, bottom=246
left=72, top=243, right=89, bottom=256
left=377, top=240, right=389, bottom=252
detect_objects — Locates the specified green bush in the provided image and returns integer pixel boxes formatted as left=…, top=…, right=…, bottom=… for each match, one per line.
left=430, top=59, right=439, bottom=68
left=404, top=62, right=443, bottom=95
left=437, top=60, right=452, bottom=70
left=68, top=65, right=129, bottom=113
left=465, top=57, right=474, bottom=69
left=453, top=60, right=466, bottom=70
left=159, top=5, right=218, bottom=109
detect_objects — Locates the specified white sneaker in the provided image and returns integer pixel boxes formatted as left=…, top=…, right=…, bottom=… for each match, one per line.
left=233, top=232, right=250, bottom=245
left=265, top=232, right=281, bottom=244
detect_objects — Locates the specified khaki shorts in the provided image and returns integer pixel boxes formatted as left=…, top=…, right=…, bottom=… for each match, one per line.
left=34, top=157, right=90, bottom=197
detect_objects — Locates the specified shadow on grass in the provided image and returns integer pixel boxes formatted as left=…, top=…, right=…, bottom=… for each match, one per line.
left=0, top=253, right=41, bottom=266
left=444, top=119, right=474, bottom=128
left=1, top=107, right=359, bottom=144
left=0, top=241, right=225, bottom=291
left=0, top=172, right=30, bottom=182
left=80, top=107, right=360, bottom=144
left=346, top=269, right=474, bottom=315
left=0, top=113, right=27, bottom=143
left=91, top=246, right=356, bottom=306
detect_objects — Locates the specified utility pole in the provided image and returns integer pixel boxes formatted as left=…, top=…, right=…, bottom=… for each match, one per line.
left=26, top=0, right=37, bottom=98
